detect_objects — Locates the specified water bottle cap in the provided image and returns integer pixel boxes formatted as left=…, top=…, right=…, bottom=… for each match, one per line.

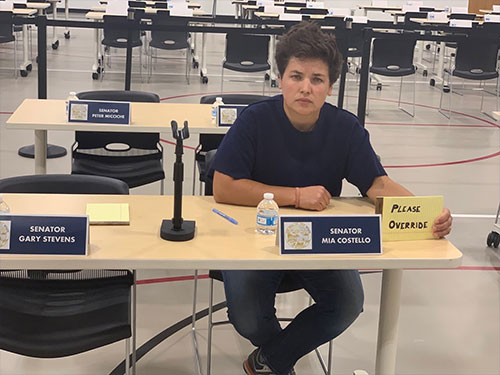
left=69, top=91, right=76, bottom=95
left=264, top=193, right=274, bottom=200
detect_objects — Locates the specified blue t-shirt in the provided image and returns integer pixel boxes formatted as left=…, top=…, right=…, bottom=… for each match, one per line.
left=212, top=95, right=386, bottom=196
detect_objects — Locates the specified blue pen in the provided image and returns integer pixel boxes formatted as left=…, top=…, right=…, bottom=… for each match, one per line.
left=212, top=208, right=238, bottom=225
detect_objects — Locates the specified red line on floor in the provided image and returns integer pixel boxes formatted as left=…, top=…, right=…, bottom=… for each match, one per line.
left=366, top=122, right=493, bottom=128
left=383, top=150, right=500, bottom=168
left=160, top=138, right=197, bottom=150
left=136, top=274, right=209, bottom=285
left=0, top=112, right=13, bottom=115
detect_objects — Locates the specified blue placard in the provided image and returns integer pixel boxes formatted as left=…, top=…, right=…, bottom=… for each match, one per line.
left=217, top=104, right=247, bottom=127
left=279, top=215, right=382, bottom=255
left=68, top=100, right=131, bottom=124
left=0, top=215, right=89, bottom=255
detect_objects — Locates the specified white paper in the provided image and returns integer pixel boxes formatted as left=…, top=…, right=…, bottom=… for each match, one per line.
left=406, top=0, right=423, bottom=6
left=493, top=5, right=500, bottom=12
left=449, top=19, right=472, bottom=28
left=256, top=0, right=273, bottom=6
left=371, top=0, right=388, bottom=7
left=427, top=11, right=447, bottom=20
left=264, top=5, right=283, bottom=13
left=279, top=12, right=302, bottom=20
left=484, top=14, right=500, bottom=23
left=328, top=7, right=350, bottom=16
left=306, top=2, right=324, bottom=8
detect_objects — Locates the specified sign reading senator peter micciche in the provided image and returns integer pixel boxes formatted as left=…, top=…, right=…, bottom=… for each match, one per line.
left=0, top=215, right=88, bottom=255
left=68, top=100, right=131, bottom=124
left=279, top=215, right=382, bottom=255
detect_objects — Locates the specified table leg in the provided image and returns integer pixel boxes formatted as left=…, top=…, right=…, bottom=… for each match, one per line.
left=92, top=27, right=101, bottom=80
left=375, top=269, right=403, bottom=375
left=34, top=130, right=48, bottom=175
left=415, top=40, right=427, bottom=75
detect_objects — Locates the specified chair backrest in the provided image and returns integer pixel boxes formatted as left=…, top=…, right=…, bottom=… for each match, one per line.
left=0, top=11, right=14, bottom=40
left=449, top=13, right=476, bottom=20
left=0, top=174, right=130, bottom=194
left=199, top=94, right=269, bottom=105
left=74, top=90, right=161, bottom=160
left=128, top=0, right=146, bottom=8
left=102, top=15, right=141, bottom=46
left=77, top=90, right=160, bottom=103
left=454, top=37, right=500, bottom=74
left=300, top=7, right=328, bottom=15
left=225, top=33, right=270, bottom=67
left=371, top=37, right=417, bottom=70
left=150, top=14, right=190, bottom=50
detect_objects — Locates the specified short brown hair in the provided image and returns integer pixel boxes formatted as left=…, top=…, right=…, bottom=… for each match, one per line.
left=275, top=21, right=342, bottom=85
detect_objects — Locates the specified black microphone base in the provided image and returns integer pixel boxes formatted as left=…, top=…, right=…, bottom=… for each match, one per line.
left=160, top=219, right=196, bottom=241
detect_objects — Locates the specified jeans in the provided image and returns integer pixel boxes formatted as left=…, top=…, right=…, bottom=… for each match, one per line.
left=221, top=269, right=364, bottom=375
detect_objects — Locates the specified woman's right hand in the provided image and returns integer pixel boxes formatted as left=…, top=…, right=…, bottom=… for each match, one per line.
left=297, top=186, right=331, bottom=211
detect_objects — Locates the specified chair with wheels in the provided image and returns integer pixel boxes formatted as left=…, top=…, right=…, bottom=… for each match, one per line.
left=369, top=34, right=417, bottom=117
left=101, top=14, right=143, bottom=79
left=73, top=90, right=165, bottom=194
left=0, top=174, right=136, bottom=374
left=221, top=33, right=271, bottom=94
left=0, top=11, right=18, bottom=78
left=149, top=13, right=191, bottom=84
left=191, top=150, right=333, bottom=375
left=438, top=35, right=500, bottom=120
left=192, top=94, right=269, bottom=195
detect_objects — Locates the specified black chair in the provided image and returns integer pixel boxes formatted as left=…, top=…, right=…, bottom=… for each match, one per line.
left=192, top=94, right=269, bottom=195
left=449, top=13, right=476, bottom=20
left=191, top=151, right=333, bottom=375
left=439, top=36, right=500, bottom=120
left=369, top=35, right=417, bottom=116
left=73, top=90, right=165, bottom=194
left=0, top=11, right=17, bottom=78
left=148, top=14, right=191, bottom=84
left=300, top=7, right=329, bottom=15
left=0, top=174, right=129, bottom=194
left=221, top=33, right=271, bottom=94
left=102, top=15, right=143, bottom=79
left=0, top=174, right=135, bottom=374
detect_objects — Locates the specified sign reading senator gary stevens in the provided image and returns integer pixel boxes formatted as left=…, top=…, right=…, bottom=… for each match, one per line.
left=68, top=100, right=130, bottom=124
left=279, top=215, right=382, bottom=255
left=0, top=215, right=88, bottom=255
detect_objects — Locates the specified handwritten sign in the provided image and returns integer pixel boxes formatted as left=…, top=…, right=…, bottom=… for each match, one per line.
left=0, top=215, right=88, bottom=255
left=375, top=196, right=443, bottom=241
left=279, top=215, right=382, bottom=255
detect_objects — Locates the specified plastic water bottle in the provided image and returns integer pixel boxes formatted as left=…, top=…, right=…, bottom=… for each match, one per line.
left=256, top=193, right=279, bottom=235
left=211, top=97, right=224, bottom=125
left=65, top=91, right=78, bottom=118
left=0, top=194, right=10, bottom=214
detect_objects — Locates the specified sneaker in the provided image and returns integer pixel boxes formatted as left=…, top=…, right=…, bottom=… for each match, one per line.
left=243, top=348, right=296, bottom=375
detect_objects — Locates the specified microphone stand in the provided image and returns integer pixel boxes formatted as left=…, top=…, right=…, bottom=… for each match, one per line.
left=160, top=121, right=196, bottom=241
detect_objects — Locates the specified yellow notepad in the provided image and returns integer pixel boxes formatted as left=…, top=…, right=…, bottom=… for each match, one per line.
left=375, top=196, right=443, bottom=241
left=86, top=203, right=130, bottom=225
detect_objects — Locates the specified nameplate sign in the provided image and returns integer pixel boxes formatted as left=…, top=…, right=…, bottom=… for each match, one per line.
left=217, top=104, right=247, bottom=126
left=0, top=215, right=89, bottom=255
left=375, top=196, right=443, bottom=241
left=68, top=100, right=131, bottom=124
left=279, top=215, right=382, bottom=255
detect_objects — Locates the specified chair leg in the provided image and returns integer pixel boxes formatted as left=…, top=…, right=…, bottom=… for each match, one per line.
left=207, top=277, right=215, bottom=375
left=160, top=178, right=164, bottom=195
left=327, top=340, right=333, bottom=375
left=438, top=70, right=451, bottom=120
left=132, top=270, right=137, bottom=375
left=397, top=75, right=415, bottom=117
left=14, top=37, right=18, bottom=79
left=221, top=66, right=225, bottom=93
left=192, top=270, right=203, bottom=375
